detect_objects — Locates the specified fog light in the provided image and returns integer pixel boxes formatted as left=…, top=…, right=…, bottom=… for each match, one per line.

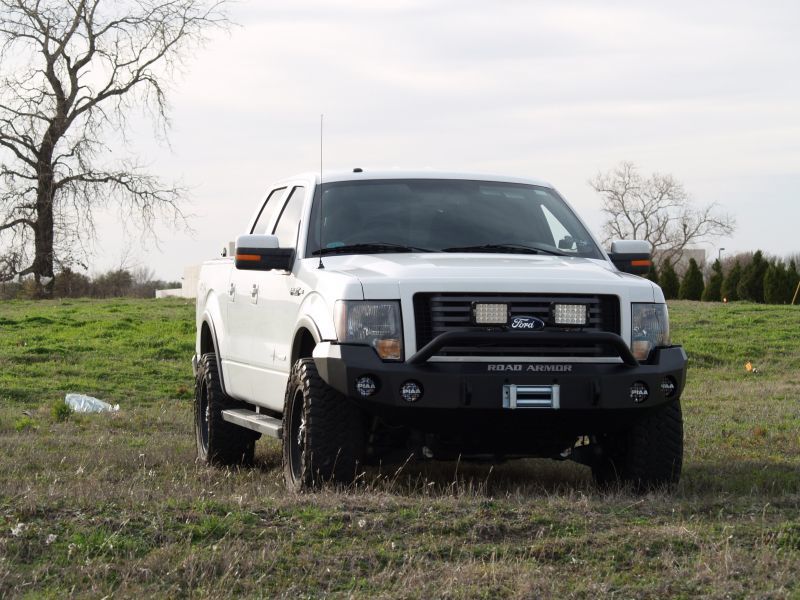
left=630, top=381, right=649, bottom=404
left=553, top=303, right=588, bottom=326
left=400, top=381, right=423, bottom=403
left=661, top=377, right=676, bottom=398
left=356, top=376, right=377, bottom=397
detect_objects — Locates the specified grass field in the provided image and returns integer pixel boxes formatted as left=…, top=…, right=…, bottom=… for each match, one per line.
left=1, top=298, right=798, bottom=598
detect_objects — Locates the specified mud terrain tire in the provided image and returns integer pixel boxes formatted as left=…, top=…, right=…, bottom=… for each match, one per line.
left=592, top=399, right=683, bottom=492
left=283, top=358, right=365, bottom=491
left=195, top=352, right=258, bottom=466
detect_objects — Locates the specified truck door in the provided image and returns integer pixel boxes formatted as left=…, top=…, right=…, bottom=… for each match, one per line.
left=225, top=187, right=286, bottom=402
left=248, top=185, right=307, bottom=411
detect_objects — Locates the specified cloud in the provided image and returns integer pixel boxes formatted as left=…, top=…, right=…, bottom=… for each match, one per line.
left=85, top=0, right=800, bottom=276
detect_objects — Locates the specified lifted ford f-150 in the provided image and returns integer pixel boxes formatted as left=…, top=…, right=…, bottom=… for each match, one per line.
left=193, top=170, right=687, bottom=491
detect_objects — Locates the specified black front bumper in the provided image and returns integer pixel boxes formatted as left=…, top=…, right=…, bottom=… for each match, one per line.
left=313, top=333, right=688, bottom=415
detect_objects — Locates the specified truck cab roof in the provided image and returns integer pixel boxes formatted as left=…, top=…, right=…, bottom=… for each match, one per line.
left=271, top=169, right=555, bottom=189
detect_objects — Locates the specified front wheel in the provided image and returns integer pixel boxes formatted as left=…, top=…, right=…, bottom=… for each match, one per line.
left=591, top=400, right=684, bottom=492
left=282, top=358, right=365, bottom=491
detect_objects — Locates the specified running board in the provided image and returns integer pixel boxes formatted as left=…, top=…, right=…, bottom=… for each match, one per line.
left=221, top=408, right=282, bottom=439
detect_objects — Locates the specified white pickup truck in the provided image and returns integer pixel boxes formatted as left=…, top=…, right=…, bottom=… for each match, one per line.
left=193, top=170, right=687, bottom=491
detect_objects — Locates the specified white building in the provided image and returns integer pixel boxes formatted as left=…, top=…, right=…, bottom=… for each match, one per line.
left=155, top=264, right=201, bottom=299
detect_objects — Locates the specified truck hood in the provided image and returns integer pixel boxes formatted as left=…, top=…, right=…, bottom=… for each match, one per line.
left=321, top=253, right=658, bottom=302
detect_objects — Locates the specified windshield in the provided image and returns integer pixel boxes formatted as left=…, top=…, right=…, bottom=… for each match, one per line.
left=305, top=179, right=603, bottom=259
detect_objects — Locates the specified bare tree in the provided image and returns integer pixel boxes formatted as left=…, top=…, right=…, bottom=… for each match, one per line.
left=589, top=161, right=735, bottom=266
left=0, top=0, right=227, bottom=295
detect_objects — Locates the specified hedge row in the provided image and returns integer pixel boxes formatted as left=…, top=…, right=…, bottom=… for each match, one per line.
left=648, top=251, right=799, bottom=303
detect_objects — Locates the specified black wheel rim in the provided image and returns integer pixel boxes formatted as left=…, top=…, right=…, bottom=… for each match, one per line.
left=197, top=377, right=210, bottom=453
left=288, top=388, right=306, bottom=484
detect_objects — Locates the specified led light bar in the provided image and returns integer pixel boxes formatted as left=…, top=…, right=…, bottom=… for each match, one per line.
left=473, top=303, right=508, bottom=325
left=553, top=303, right=588, bottom=326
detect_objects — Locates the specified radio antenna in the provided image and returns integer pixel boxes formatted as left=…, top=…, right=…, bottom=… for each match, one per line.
left=317, top=113, right=325, bottom=269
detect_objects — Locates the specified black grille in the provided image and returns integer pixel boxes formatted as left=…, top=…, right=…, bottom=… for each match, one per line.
left=413, top=293, right=621, bottom=358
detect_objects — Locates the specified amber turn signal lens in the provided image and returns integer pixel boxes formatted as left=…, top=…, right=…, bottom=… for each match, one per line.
left=632, top=340, right=652, bottom=361
left=374, top=338, right=402, bottom=360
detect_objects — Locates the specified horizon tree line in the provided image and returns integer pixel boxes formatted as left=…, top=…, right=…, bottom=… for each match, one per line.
left=646, top=251, right=799, bottom=304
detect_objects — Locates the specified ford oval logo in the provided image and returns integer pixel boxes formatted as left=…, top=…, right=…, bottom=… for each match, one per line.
left=509, top=316, right=546, bottom=330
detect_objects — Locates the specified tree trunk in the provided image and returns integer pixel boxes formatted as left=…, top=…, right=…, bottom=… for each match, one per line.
left=34, top=148, right=56, bottom=298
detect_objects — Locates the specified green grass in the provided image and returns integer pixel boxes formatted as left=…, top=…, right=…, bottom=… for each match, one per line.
left=0, top=298, right=798, bottom=598
left=0, top=298, right=195, bottom=406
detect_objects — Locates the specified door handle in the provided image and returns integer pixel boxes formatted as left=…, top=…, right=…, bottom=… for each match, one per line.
left=228, top=282, right=235, bottom=298
left=251, top=283, right=259, bottom=302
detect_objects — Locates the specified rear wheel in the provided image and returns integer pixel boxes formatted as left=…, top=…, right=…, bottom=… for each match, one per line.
left=195, top=352, right=257, bottom=466
left=591, top=400, right=683, bottom=492
left=283, top=358, right=365, bottom=491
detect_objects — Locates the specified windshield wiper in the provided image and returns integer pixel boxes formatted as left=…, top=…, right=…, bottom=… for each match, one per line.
left=312, top=242, right=435, bottom=256
left=441, top=243, right=567, bottom=256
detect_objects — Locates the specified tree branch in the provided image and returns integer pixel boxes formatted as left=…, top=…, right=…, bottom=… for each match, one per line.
left=590, top=161, right=736, bottom=266
left=0, top=216, right=35, bottom=231
left=0, top=0, right=228, bottom=287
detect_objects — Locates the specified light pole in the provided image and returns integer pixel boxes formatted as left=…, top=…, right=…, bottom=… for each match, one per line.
left=718, top=247, right=725, bottom=262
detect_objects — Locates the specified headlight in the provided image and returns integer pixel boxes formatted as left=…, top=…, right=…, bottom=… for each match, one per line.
left=334, top=300, right=403, bottom=361
left=631, top=303, right=670, bottom=361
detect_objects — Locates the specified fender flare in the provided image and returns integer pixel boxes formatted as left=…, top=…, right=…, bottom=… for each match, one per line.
left=200, top=313, right=229, bottom=396
left=290, top=315, right=323, bottom=364
left=295, top=315, right=322, bottom=342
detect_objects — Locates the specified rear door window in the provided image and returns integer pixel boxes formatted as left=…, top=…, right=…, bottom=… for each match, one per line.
left=250, top=187, right=287, bottom=234
left=272, top=186, right=306, bottom=248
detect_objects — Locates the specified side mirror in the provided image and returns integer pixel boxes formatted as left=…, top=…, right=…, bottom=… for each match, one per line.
left=235, top=234, right=294, bottom=271
left=608, top=240, right=652, bottom=275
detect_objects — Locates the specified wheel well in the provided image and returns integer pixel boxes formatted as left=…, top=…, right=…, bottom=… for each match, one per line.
left=292, top=328, right=317, bottom=364
left=200, top=321, right=215, bottom=355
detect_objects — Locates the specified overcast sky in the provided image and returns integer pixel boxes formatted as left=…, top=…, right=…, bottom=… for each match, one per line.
left=92, top=0, right=800, bottom=280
